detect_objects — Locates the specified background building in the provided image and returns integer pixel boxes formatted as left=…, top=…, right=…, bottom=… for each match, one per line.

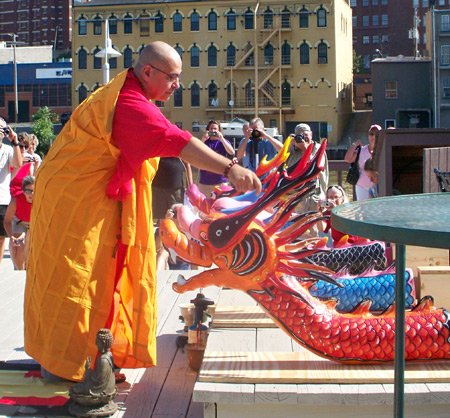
left=72, top=0, right=353, bottom=145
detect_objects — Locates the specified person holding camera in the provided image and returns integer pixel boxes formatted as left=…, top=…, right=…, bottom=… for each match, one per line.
left=0, top=117, right=22, bottom=264
left=237, top=117, right=283, bottom=172
left=198, top=120, right=235, bottom=197
left=285, top=123, right=328, bottom=237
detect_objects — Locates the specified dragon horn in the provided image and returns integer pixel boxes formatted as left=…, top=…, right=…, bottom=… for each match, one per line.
left=207, top=140, right=327, bottom=250
left=255, top=137, right=291, bottom=177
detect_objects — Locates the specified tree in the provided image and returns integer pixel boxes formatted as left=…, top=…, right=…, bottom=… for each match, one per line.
left=353, top=50, right=362, bottom=75
left=31, top=106, right=58, bottom=157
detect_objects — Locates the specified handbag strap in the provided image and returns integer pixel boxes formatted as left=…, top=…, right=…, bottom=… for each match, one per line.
left=354, top=146, right=361, bottom=162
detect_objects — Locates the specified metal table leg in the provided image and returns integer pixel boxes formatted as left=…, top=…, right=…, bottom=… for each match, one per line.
left=394, top=243, right=406, bottom=417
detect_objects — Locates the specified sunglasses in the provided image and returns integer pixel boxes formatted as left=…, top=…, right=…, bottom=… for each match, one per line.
left=23, top=189, right=34, bottom=195
left=19, top=144, right=27, bottom=149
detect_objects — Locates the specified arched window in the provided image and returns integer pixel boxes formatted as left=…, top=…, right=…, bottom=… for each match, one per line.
left=93, top=47, right=102, bottom=69
left=155, top=12, right=164, bottom=32
left=123, top=47, right=133, bottom=68
left=226, top=10, right=236, bottom=30
left=191, top=11, right=199, bottom=31
left=300, top=43, right=310, bottom=64
left=317, top=8, right=327, bottom=27
left=244, top=10, right=254, bottom=29
left=78, top=84, right=88, bottom=104
left=93, top=16, right=102, bottom=35
left=174, top=45, right=183, bottom=58
left=318, top=42, right=328, bottom=64
left=140, top=13, right=150, bottom=36
left=263, top=9, right=273, bottom=29
left=109, top=16, right=117, bottom=34
left=226, top=44, right=236, bottom=66
left=281, top=8, right=291, bottom=28
left=110, top=56, right=117, bottom=69
left=282, top=81, right=291, bottom=105
left=208, top=12, right=217, bottom=30
left=208, top=83, right=218, bottom=105
left=264, top=43, right=273, bottom=65
left=191, top=82, right=200, bottom=107
left=173, top=12, right=182, bottom=32
left=299, top=10, right=309, bottom=28
left=227, top=83, right=237, bottom=106
left=78, top=17, right=87, bottom=35
left=174, top=87, right=183, bottom=107
left=124, top=14, right=133, bottom=34
left=245, top=82, right=255, bottom=106
left=78, top=48, right=87, bottom=69
left=245, top=51, right=254, bottom=66
left=190, top=46, right=200, bottom=67
left=208, top=45, right=217, bottom=66
left=281, top=42, right=291, bottom=65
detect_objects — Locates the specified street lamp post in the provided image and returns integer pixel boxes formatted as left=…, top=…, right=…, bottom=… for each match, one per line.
left=7, top=34, right=19, bottom=123
left=95, top=19, right=122, bottom=85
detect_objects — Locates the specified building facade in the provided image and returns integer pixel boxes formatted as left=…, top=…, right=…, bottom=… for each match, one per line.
left=71, top=0, right=353, bottom=145
left=0, top=0, right=72, bottom=54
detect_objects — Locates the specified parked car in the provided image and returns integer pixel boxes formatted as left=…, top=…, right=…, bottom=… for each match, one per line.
left=60, top=111, right=72, bottom=126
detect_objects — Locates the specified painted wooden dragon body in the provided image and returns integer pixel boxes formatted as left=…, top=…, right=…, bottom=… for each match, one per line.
left=160, top=139, right=450, bottom=363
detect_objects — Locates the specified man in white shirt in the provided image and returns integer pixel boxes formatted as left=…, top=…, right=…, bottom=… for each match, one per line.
left=0, top=117, right=22, bottom=263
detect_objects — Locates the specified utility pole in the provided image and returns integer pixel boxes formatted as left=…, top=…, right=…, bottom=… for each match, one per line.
left=7, top=34, right=19, bottom=123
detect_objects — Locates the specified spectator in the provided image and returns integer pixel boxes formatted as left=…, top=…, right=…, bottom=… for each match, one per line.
left=198, top=120, right=235, bottom=197
left=27, top=134, right=42, bottom=167
left=344, top=124, right=381, bottom=200
left=237, top=117, right=283, bottom=172
left=24, top=41, right=261, bottom=382
left=364, top=157, right=379, bottom=198
left=0, top=117, right=21, bottom=264
left=285, top=123, right=329, bottom=237
left=4, top=175, right=34, bottom=270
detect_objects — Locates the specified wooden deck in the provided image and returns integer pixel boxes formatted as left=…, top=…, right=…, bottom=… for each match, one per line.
left=0, top=249, right=216, bottom=418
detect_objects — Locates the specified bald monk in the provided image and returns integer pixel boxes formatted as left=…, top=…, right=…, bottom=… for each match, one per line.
left=24, top=41, right=261, bottom=381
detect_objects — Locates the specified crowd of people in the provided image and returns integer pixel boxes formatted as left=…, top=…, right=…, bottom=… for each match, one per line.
left=0, top=41, right=384, bottom=385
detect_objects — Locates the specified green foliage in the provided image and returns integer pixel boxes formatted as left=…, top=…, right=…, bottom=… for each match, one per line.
left=31, top=107, right=58, bottom=156
left=353, top=50, right=362, bottom=75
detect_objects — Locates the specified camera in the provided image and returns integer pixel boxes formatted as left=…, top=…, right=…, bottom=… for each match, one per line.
left=251, top=129, right=261, bottom=139
left=320, top=201, right=332, bottom=209
left=208, top=131, right=217, bottom=137
left=294, top=133, right=306, bottom=143
left=2, top=126, right=11, bottom=136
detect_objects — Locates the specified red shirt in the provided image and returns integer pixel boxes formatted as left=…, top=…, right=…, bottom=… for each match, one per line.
left=106, top=70, right=192, bottom=200
left=15, top=193, right=31, bottom=223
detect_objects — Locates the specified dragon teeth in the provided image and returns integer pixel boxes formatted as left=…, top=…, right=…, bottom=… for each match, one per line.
left=177, top=274, right=187, bottom=286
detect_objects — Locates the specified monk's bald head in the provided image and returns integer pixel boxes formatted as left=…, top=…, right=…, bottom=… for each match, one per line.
left=135, top=41, right=181, bottom=72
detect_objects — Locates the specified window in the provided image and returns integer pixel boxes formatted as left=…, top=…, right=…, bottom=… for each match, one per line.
left=372, top=15, right=379, bottom=26
left=264, top=43, right=273, bottom=65
left=78, top=18, right=87, bottom=35
left=318, top=42, right=328, bottom=64
left=245, top=82, right=255, bottom=106
left=413, top=0, right=418, bottom=6
left=381, top=0, right=388, bottom=4
left=226, top=44, right=236, bottom=66
left=372, top=0, right=378, bottom=5
left=363, top=54, right=371, bottom=68
left=363, top=16, right=369, bottom=26
left=281, top=81, right=291, bottom=105
left=317, top=8, right=327, bottom=27
left=109, top=18, right=117, bottom=34
left=208, top=83, right=218, bottom=105
left=227, top=10, right=236, bottom=30
left=363, top=0, right=369, bottom=5
left=93, top=47, right=102, bottom=69
left=93, top=17, right=102, bottom=35
left=245, top=10, right=254, bottom=29
left=382, top=14, right=388, bottom=26
left=281, top=42, right=291, bottom=65
left=173, top=12, right=182, bottom=32
left=382, top=34, right=389, bottom=43
left=140, top=13, right=150, bottom=36
left=299, top=10, right=309, bottom=28
left=373, top=35, right=379, bottom=44
left=442, top=45, right=450, bottom=65
left=227, top=83, right=237, bottom=105
left=208, top=45, right=217, bottom=66
left=281, top=8, right=291, bottom=28
left=264, top=9, right=273, bottom=29
left=353, top=16, right=357, bottom=27
left=191, top=83, right=200, bottom=107
left=174, top=45, right=183, bottom=58
left=300, top=43, right=310, bottom=64
left=110, top=56, right=117, bottom=69
left=78, top=48, right=87, bottom=69
left=124, top=14, right=133, bottom=34
left=78, top=84, right=88, bottom=104
left=174, top=87, right=183, bottom=107
left=443, top=77, right=450, bottom=98
left=155, top=12, right=164, bottom=33
left=440, top=0, right=445, bottom=5
left=191, top=11, right=199, bottom=31
left=423, top=0, right=429, bottom=6
left=385, top=81, right=397, bottom=99
left=191, top=45, right=200, bottom=67
left=442, top=15, right=450, bottom=32
left=208, top=12, right=217, bottom=30
left=351, top=0, right=357, bottom=6
left=123, top=47, right=133, bottom=68
left=245, top=51, right=254, bottom=66
left=363, top=36, right=370, bottom=44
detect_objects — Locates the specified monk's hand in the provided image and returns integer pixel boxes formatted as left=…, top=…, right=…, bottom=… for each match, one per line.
left=228, top=165, right=262, bottom=195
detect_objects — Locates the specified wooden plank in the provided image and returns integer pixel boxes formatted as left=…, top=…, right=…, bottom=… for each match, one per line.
left=418, top=266, right=450, bottom=309
left=198, top=351, right=450, bottom=384
left=211, top=306, right=276, bottom=328
left=423, top=147, right=450, bottom=193
left=217, top=288, right=256, bottom=306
